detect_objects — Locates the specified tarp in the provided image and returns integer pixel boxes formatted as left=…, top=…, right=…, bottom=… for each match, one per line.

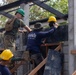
left=43, top=49, right=64, bottom=75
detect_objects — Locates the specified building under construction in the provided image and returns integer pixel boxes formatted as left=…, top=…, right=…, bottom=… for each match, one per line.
left=0, top=0, right=76, bottom=75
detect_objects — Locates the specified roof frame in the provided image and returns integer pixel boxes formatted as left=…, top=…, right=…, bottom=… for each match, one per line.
left=0, top=0, right=68, bottom=26
left=0, top=0, right=67, bottom=18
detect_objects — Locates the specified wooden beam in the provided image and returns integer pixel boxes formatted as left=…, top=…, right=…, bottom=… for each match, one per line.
left=28, top=58, right=47, bottom=75
left=72, top=71, right=76, bottom=75
left=41, top=43, right=60, bottom=46
left=71, top=50, right=76, bottom=54
left=55, top=43, right=62, bottom=51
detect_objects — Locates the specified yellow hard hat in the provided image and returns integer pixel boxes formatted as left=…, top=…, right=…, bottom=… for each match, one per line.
left=48, top=16, right=57, bottom=22
left=0, top=49, right=14, bottom=60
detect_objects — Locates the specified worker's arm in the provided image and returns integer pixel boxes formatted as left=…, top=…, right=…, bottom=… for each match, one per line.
left=18, top=19, right=32, bottom=32
left=39, top=23, right=59, bottom=38
left=24, top=25, right=32, bottom=32
left=18, top=26, right=32, bottom=33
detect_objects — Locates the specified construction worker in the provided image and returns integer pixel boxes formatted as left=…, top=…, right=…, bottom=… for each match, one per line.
left=40, top=16, right=59, bottom=58
left=3, top=8, right=32, bottom=55
left=48, top=16, right=68, bottom=42
left=0, top=49, right=14, bottom=75
left=44, top=16, right=59, bottom=43
left=47, top=16, right=58, bottom=28
left=26, top=22, right=59, bottom=75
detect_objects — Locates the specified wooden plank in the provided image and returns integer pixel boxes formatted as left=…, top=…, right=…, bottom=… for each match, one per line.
left=41, top=43, right=60, bottom=46
left=71, top=50, right=76, bottom=54
left=55, top=43, right=61, bottom=51
left=28, top=58, right=47, bottom=75
left=28, top=44, right=61, bottom=75
left=72, top=71, right=76, bottom=75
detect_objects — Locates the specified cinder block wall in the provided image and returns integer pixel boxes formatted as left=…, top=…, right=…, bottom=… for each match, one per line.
left=0, top=33, right=69, bottom=75
left=62, top=41, right=69, bottom=75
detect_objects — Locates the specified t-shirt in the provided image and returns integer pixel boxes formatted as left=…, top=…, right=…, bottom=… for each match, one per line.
left=26, top=27, right=56, bottom=53
left=0, top=64, right=11, bottom=75
left=4, top=18, right=26, bottom=38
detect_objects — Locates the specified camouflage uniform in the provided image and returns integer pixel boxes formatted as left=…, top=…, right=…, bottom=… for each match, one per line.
left=3, top=18, right=25, bottom=55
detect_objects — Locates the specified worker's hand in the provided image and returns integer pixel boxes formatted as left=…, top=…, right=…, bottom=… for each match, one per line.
left=53, top=23, right=59, bottom=28
left=18, top=30, right=26, bottom=33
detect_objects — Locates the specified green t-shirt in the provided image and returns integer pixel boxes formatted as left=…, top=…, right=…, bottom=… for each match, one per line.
left=4, top=18, right=26, bottom=38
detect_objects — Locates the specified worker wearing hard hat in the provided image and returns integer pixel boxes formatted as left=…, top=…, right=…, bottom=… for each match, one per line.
left=0, top=49, right=14, bottom=75
left=44, top=16, right=60, bottom=43
left=48, top=16, right=57, bottom=22
left=42, top=16, right=59, bottom=46
left=26, top=22, right=59, bottom=75
left=48, top=16, right=58, bottom=28
left=3, top=8, right=32, bottom=55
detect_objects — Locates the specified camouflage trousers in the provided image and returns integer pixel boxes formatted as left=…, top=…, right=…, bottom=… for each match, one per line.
left=3, top=35, right=15, bottom=55
left=30, top=53, right=44, bottom=75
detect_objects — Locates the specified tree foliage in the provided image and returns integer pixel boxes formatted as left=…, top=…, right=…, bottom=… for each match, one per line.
left=30, top=5, right=51, bottom=21
left=30, top=0, right=68, bottom=21
left=0, top=0, right=16, bottom=28
left=46, top=0, right=68, bottom=14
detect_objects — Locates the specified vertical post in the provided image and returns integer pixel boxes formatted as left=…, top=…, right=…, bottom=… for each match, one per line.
left=74, top=0, right=76, bottom=47
left=21, top=3, right=30, bottom=75
left=73, top=0, right=76, bottom=71
left=20, top=3, right=29, bottom=50
left=16, top=3, right=30, bottom=75
left=68, top=0, right=76, bottom=75
left=21, top=3, right=30, bottom=25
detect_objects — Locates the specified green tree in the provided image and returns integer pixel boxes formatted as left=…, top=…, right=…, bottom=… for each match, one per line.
left=46, top=0, right=68, bottom=14
left=30, top=0, right=68, bottom=21
left=0, top=0, right=17, bottom=28
left=0, top=0, right=68, bottom=26
left=30, top=5, right=50, bottom=21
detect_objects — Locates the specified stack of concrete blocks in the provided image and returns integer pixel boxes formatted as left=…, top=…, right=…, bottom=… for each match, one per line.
left=16, top=32, right=32, bottom=75
left=0, top=33, right=4, bottom=48
left=62, top=41, right=68, bottom=75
